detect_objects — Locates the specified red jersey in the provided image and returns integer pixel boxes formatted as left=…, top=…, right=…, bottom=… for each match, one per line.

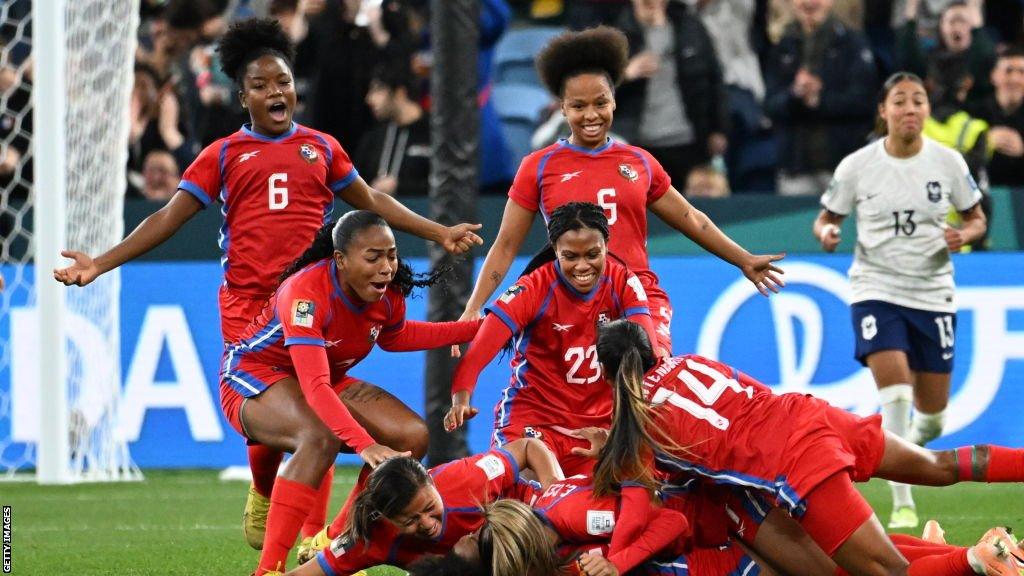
left=316, top=449, right=525, bottom=573
left=178, top=122, right=357, bottom=297
left=221, top=259, right=408, bottom=397
left=468, top=259, right=654, bottom=437
left=509, top=139, right=671, bottom=284
left=643, top=355, right=882, bottom=517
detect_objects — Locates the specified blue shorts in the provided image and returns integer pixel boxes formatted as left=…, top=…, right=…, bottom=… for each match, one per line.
left=850, top=300, right=956, bottom=374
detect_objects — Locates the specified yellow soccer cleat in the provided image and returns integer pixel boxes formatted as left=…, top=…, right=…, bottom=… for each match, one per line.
left=243, top=483, right=271, bottom=550
left=922, top=519, right=946, bottom=544
left=296, top=526, right=332, bottom=565
left=887, top=506, right=919, bottom=529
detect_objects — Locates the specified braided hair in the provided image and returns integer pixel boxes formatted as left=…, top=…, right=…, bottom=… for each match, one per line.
left=519, top=201, right=610, bottom=277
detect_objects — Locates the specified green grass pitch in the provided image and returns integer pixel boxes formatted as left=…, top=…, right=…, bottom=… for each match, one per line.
left=4, top=469, right=1022, bottom=575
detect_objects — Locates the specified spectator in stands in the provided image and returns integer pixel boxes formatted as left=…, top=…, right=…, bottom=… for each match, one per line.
left=764, top=0, right=877, bottom=196
left=267, top=0, right=325, bottom=123
left=128, top=63, right=195, bottom=188
left=968, top=47, right=1024, bottom=187
left=566, top=0, right=629, bottom=29
left=895, top=0, right=996, bottom=107
left=306, top=0, right=415, bottom=148
left=354, top=61, right=430, bottom=196
left=613, top=0, right=729, bottom=186
left=685, top=164, right=731, bottom=198
left=139, top=150, right=181, bottom=201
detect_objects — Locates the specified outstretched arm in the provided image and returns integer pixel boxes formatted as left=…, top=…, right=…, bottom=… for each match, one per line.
left=377, top=319, right=481, bottom=352
left=339, top=177, right=483, bottom=254
left=462, top=199, right=536, bottom=319
left=649, top=188, right=784, bottom=296
left=446, top=314, right=512, bottom=429
left=54, top=190, right=202, bottom=287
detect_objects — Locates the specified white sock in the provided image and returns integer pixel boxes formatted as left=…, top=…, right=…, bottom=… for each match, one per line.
left=909, top=409, right=946, bottom=446
left=879, top=384, right=915, bottom=509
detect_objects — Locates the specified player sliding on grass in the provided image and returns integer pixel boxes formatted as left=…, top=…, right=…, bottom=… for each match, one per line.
left=593, top=318, right=1023, bottom=576
left=283, top=437, right=564, bottom=575
left=220, top=212, right=481, bottom=575
left=456, top=25, right=784, bottom=359
left=52, top=16, right=482, bottom=562
left=446, top=201, right=660, bottom=477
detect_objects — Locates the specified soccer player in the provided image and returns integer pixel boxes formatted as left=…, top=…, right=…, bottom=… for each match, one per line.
left=52, top=17, right=482, bottom=554
left=455, top=26, right=784, bottom=357
left=283, top=437, right=564, bottom=575
left=594, top=319, right=1023, bottom=576
left=446, top=202, right=659, bottom=477
left=221, top=211, right=482, bottom=575
left=813, top=72, right=987, bottom=529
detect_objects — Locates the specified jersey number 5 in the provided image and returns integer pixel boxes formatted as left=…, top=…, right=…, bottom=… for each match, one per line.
left=597, top=188, right=617, bottom=225
left=269, top=173, right=289, bottom=210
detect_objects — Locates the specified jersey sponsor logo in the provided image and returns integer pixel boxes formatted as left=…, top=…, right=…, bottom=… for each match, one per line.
left=586, top=510, right=615, bottom=535
left=329, top=534, right=354, bottom=557
left=552, top=323, right=573, bottom=333
left=291, top=300, right=315, bottom=328
left=299, top=143, right=319, bottom=164
left=942, top=351, right=954, bottom=361
left=626, top=275, right=648, bottom=302
left=560, top=170, right=582, bottom=183
left=860, top=314, right=877, bottom=340
left=618, top=163, right=639, bottom=183
left=368, top=324, right=381, bottom=344
left=926, top=181, right=942, bottom=203
left=325, top=338, right=344, bottom=347
left=500, top=284, right=524, bottom=304
left=475, top=454, right=506, bottom=480
left=238, top=151, right=260, bottom=163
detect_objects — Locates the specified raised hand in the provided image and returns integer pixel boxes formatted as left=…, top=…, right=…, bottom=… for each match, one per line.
left=53, top=250, right=101, bottom=287
left=441, top=223, right=484, bottom=255
left=741, top=253, right=786, bottom=296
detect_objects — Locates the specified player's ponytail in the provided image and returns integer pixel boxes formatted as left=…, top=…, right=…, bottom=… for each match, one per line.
left=345, top=456, right=431, bottom=544
left=593, top=319, right=660, bottom=497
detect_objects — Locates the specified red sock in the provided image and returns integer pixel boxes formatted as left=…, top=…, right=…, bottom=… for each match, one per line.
left=301, top=466, right=334, bottom=538
left=249, top=444, right=284, bottom=498
left=327, top=464, right=371, bottom=538
left=906, top=549, right=972, bottom=576
left=983, top=446, right=1024, bottom=482
left=257, top=477, right=318, bottom=574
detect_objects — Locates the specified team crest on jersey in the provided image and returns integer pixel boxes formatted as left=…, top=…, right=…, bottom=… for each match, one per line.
left=500, top=284, right=524, bottom=304
left=596, top=311, right=611, bottom=326
left=368, top=324, right=381, bottom=343
left=926, top=181, right=942, bottom=203
left=298, top=143, right=318, bottom=163
left=618, top=163, right=639, bottom=182
left=329, top=534, right=354, bottom=557
left=523, top=426, right=543, bottom=440
left=291, top=300, right=315, bottom=328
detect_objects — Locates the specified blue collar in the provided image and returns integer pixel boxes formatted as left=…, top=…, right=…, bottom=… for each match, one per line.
left=241, top=122, right=298, bottom=142
left=558, top=137, right=613, bottom=155
left=330, top=260, right=366, bottom=313
left=553, top=262, right=604, bottom=302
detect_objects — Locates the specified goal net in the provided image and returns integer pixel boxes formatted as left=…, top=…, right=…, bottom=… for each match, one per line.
left=0, top=0, right=141, bottom=481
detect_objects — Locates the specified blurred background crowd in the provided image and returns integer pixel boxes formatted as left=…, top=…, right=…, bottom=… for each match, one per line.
left=0, top=0, right=1022, bottom=204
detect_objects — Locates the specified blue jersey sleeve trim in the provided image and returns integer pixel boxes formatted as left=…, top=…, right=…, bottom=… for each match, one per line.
left=330, top=167, right=360, bottom=192
left=494, top=446, right=521, bottom=482
left=316, top=552, right=339, bottom=576
left=625, top=306, right=651, bottom=318
left=284, top=337, right=326, bottom=347
left=178, top=180, right=212, bottom=207
left=484, top=305, right=519, bottom=334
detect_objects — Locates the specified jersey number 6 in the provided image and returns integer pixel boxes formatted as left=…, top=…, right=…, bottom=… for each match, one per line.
left=269, top=173, right=289, bottom=210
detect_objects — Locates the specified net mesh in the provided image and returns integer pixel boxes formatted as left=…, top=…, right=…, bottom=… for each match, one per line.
left=0, top=0, right=141, bottom=481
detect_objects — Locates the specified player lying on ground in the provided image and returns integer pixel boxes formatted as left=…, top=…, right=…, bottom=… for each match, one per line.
left=593, top=318, right=1024, bottom=576
left=446, top=201, right=660, bottom=478
left=220, top=211, right=481, bottom=575
left=457, top=25, right=784, bottom=359
left=283, top=438, right=564, bottom=575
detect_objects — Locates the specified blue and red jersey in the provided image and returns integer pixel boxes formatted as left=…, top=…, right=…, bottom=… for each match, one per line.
left=509, top=138, right=671, bottom=285
left=644, top=355, right=885, bottom=517
left=452, top=258, right=656, bottom=440
left=315, top=449, right=526, bottom=574
left=178, top=122, right=358, bottom=298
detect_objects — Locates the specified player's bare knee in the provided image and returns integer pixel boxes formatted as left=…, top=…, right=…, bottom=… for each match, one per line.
left=299, top=427, right=341, bottom=460
left=398, top=418, right=429, bottom=459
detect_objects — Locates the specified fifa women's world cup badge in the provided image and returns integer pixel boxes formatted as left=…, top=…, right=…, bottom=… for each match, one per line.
left=299, top=143, right=319, bottom=163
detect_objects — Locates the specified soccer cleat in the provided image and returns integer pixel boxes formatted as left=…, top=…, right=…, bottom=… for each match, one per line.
left=243, top=483, right=271, bottom=550
left=967, top=539, right=1018, bottom=576
left=296, top=526, right=332, bottom=565
left=888, top=506, right=920, bottom=529
left=978, top=528, right=1024, bottom=570
left=922, top=519, right=947, bottom=544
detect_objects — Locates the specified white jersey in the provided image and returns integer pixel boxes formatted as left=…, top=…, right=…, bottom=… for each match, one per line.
left=821, top=137, right=981, bottom=313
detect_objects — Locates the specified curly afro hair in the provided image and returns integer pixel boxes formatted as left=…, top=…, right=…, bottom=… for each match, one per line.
left=535, top=26, right=629, bottom=98
left=216, top=17, right=296, bottom=86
